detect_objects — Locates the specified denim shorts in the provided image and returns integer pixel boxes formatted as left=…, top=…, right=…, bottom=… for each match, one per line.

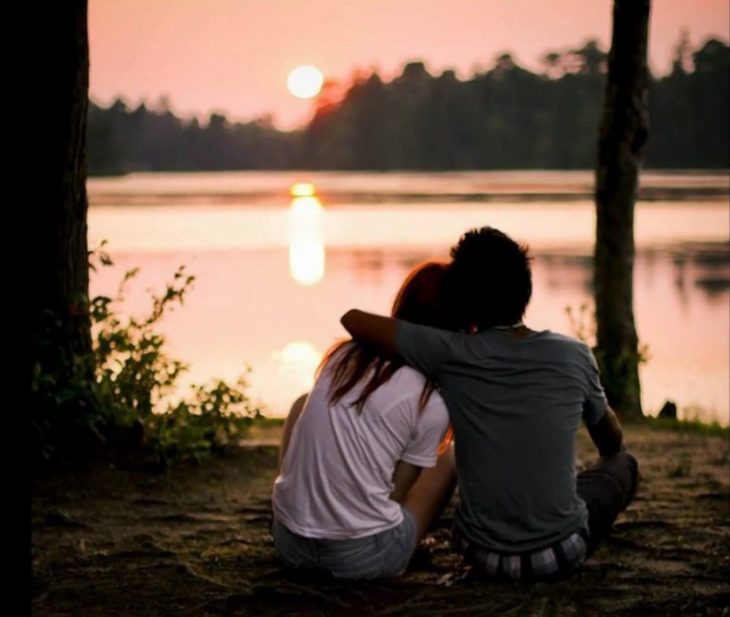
left=272, top=508, right=418, bottom=580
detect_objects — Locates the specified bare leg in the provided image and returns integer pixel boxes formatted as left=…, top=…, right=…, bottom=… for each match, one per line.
left=278, top=393, right=308, bottom=472
left=401, top=443, right=458, bottom=541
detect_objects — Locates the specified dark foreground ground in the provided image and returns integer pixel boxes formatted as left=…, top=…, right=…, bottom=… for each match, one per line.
left=33, top=424, right=729, bottom=616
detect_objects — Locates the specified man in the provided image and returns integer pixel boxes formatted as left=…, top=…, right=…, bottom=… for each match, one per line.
left=341, top=226, right=639, bottom=581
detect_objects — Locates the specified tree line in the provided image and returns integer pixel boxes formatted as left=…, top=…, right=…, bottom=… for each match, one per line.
left=88, top=35, right=728, bottom=174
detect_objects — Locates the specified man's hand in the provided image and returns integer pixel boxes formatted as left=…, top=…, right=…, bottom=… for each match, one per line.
left=586, top=406, right=624, bottom=458
left=340, top=309, right=399, bottom=356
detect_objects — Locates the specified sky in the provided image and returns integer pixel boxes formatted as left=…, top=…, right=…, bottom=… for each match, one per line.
left=89, top=0, right=730, bottom=130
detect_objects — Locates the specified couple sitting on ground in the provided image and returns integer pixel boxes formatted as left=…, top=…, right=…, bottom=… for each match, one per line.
left=271, top=226, right=639, bottom=582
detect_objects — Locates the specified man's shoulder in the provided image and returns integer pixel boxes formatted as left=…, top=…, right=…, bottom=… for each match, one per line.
left=533, top=331, right=592, bottom=357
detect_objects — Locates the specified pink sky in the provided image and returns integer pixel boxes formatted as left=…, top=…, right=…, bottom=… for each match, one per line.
left=89, top=0, right=729, bottom=130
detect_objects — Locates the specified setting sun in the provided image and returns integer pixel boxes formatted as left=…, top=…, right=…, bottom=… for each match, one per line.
left=287, top=65, right=324, bottom=99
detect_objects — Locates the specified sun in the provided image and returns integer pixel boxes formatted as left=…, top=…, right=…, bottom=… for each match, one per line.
left=287, top=65, right=324, bottom=99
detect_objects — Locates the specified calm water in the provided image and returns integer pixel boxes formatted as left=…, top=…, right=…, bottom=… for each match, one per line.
left=87, top=171, right=730, bottom=425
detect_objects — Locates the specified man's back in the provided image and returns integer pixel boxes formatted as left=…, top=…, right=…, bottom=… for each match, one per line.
left=339, top=226, right=637, bottom=579
left=395, top=324, right=608, bottom=552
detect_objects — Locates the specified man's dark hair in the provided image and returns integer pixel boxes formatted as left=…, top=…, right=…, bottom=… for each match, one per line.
left=443, top=227, right=532, bottom=330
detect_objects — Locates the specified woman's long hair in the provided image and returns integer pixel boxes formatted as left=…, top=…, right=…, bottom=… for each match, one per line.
left=317, top=260, right=449, bottom=413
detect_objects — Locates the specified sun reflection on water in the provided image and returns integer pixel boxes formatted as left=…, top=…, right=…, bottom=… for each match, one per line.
left=273, top=340, right=322, bottom=391
left=290, top=182, right=316, bottom=197
left=288, top=184, right=325, bottom=285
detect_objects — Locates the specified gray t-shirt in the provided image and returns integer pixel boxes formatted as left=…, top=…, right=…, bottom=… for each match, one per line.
left=396, top=323, right=608, bottom=552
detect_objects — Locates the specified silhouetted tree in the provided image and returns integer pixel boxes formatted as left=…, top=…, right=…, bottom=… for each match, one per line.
left=688, top=39, right=730, bottom=168
left=671, top=29, right=693, bottom=75
left=87, top=105, right=121, bottom=175
left=37, top=0, right=92, bottom=373
left=541, top=52, right=564, bottom=79
left=32, top=0, right=95, bottom=457
left=594, top=0, right=651, bottom=417
left=571, top=40, right=608, bottom=75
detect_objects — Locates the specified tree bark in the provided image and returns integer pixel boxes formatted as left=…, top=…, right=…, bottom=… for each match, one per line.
left=594, top=0, right=651, bottom=417
left=32, top=1, right=92, bottom=399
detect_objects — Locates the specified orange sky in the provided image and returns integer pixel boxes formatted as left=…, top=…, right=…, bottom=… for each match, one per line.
left=89, top=0, right=729, bottom=130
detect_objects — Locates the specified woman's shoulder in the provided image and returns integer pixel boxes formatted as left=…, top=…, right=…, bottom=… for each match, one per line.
left=390, top=366, right=447, bottom=408
left=390, top=363, right=430, bottom=386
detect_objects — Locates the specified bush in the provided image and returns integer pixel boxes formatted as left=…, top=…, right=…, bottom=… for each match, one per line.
left=33, top=244, right=264, bottom=466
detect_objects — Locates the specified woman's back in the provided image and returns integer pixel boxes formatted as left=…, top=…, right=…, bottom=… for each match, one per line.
left=272, top=346, right=449, bottom=540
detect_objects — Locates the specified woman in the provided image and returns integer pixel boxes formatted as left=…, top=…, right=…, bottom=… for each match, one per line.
left=271, top=261, right=457, bottom=580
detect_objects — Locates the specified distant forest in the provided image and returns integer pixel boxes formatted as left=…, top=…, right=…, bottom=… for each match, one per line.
left=88, top=36, right=729, bottom=175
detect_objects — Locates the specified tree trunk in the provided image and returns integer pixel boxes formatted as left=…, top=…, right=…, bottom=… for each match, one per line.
left=594, top=0, right=651, bottom=417
left=32, top=0, right=92, bottom=403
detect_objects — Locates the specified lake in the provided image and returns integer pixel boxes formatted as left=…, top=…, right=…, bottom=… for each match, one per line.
left=87, top=171, right=729, bottom=425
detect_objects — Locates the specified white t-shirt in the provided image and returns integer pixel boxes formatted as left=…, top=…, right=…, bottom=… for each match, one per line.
left=272, top=348, right=450, bottom=540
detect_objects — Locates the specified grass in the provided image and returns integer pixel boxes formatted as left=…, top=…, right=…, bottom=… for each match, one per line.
left=624, top=415, right=729, bottom=439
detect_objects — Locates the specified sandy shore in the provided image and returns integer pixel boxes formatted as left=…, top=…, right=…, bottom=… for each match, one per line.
left=32, top=423, right=729, bottom=616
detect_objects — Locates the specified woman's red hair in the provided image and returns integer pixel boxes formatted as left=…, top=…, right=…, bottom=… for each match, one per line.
left=317, top=260, right=449, bottom=413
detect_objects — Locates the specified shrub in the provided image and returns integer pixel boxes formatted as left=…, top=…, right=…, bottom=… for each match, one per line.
left=33, top=243, right=264, bottom=465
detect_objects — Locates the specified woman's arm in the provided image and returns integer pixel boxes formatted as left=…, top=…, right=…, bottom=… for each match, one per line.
left=277, top=392, right=308, bottom=473
left=341, top=309, right=399, bottom=356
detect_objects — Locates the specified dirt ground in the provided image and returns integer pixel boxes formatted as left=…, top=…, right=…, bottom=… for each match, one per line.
left=32, top=424, right=729, bottom=616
